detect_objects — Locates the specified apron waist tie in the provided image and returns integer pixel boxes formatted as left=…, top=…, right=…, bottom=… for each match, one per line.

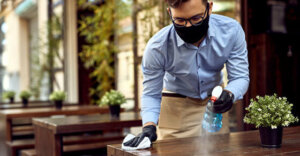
left=162, top=92, right=209, bottom=106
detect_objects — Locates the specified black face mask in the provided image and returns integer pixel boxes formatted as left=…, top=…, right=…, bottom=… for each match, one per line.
left=173, top=10, right=210, bottom=44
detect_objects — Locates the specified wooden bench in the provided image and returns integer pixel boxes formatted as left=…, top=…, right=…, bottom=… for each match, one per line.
left=21, top=138, right=123, bottom=156
left=12, top=125, right=34, bottom=140
left=32, top=112, right=141, bottom=156
left=10, top=132, right=124, bottom=156
left=7, top=139, right=35, bottom=156
left=0, top=105, right=111, bottom=156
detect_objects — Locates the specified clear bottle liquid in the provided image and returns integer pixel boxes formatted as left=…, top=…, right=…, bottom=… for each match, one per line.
left=202, top=102, right=223, bottom=132
left=202, top=86, right=223, bottom=133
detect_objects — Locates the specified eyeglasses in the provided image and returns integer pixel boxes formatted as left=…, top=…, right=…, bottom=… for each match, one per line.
left=169, top=3, right=209, bottom=27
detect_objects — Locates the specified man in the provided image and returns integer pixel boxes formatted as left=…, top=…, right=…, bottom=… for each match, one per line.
left=124, top=0, right=249, bottom=147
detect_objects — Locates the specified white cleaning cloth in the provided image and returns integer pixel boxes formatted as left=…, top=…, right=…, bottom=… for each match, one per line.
left=121, top=134, right=151, bottom=150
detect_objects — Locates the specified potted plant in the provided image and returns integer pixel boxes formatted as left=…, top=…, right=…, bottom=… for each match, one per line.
left=3, top=91, right=16, bottom=103
left=99, top=90, right=126, bottom=118
left=244, top=94, right=299, bottom=148
left=19, top=90, right=32, bottom=106
left=49, top=91, right=66, bottom=109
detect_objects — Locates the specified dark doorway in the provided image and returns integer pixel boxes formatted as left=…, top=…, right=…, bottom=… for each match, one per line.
left=243, top=0, right=300, bottom=130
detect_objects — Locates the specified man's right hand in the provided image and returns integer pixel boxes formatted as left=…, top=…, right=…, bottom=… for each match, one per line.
left=207, top=90, right=234, bottom=113
left=123, top=125, right=157, bottom=147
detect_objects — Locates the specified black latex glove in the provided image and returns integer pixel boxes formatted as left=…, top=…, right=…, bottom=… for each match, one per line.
left=123, top=125, right=157, bottom=147
left=207, top=90, right=234, bottom=113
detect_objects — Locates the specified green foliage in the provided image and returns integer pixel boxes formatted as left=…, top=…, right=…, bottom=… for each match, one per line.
left=3, top=91, right=15, bottom=99
left=78, top=0, right=130, bottom=104
left=99, top=89, right=126, bottom=106
left=139, top=0, right=171, bottom=43
left=30, top=15, right=63, bottom=99
left=20, top=91, right=32, bottom=100
left=244, top=94, right=299, bottom=129
left=49, top=91, right=66, bottom=101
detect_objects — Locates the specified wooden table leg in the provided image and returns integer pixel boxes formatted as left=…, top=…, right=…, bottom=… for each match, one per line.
left=0, top=115, right=8, bottom=156
left=34, top=125, right=62, bottom=156
left=6, top=119, right=12, bottom=141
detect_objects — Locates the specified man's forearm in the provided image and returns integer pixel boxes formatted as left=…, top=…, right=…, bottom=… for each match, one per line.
left=141, top=94, right=161, bottom=125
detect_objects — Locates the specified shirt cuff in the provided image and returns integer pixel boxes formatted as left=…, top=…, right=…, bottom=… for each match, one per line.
left=224, top=79, right=249, bottom=102
left=141, top=111, right=160, bottom=125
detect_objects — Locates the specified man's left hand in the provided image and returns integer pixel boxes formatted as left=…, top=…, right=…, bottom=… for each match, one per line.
left=208, top=90, right=234, bottom=113
left=123, top=125, right=157, bottom=147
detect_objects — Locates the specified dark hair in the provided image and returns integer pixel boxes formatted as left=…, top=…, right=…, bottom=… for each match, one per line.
left=165, top=0, right=207, bottom=8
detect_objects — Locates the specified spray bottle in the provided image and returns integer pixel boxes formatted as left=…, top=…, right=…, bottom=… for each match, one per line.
left=202, top=86, right=223, bottom=132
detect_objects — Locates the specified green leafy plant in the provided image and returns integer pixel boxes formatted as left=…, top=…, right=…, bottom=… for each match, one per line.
left=99, top=90, right=126, bottom=106
left=49, top=91, right=66, bottom=101
left=77, top=0, right=130, bottom=104
left=244, top=94, right=299, bottom=129
left=3, top=91, right=16, bottom=100
left=20, top=91, right=32, bottom=100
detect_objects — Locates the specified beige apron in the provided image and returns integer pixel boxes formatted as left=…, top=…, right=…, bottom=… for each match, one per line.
left=157, top=94, right=229, bottom=140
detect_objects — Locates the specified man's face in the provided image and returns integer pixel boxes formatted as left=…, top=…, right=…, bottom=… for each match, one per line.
left=168, top=0, right=213, bottom=27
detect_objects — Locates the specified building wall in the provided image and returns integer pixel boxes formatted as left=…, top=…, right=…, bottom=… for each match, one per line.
left=0, top=0, right=79, bottom=102
left=19, top=17, right=30, bottom=91
left=117, top=33, right=134, bottom=99
left=0, top=0, right=50, bottom=100
left=64, top=0, right=79, bottom=103
left=116, top=16, right=134, bottom=109
left=2, top=9, right=22, bottom=94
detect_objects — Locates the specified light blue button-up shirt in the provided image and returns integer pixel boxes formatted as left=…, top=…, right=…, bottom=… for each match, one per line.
left=141, top=14, right=249, bottom=125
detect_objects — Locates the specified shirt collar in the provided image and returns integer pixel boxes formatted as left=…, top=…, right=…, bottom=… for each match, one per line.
left=174, top=16, right=216, bottom=47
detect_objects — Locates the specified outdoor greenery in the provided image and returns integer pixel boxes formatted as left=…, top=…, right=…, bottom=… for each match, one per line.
left=139, top=0, right=170, bottom=43
left=49, top=91, right=66, bottom=101
left=19, top=91, right=32, bottom=100
left=77, top=0, right=131, bottom=104
left=244, top=94, right=299, bottom=129
left=30, top=15, right=63, bottom=99
left=3, top=91, right=15, bottom=100
left=99, top=89, right=126, bottom=106
left=77, top=0, right=169, bottom=104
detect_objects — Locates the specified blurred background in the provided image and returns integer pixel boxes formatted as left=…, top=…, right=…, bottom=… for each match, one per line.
left=0, top=0, right=299, bottom=131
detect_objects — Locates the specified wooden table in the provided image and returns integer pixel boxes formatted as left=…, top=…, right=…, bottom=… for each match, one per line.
left=32, top=112, right=142, bottom=156
left=0, top=105, right=109, bottom=155
left=0, top=103, right=77, bottom=110
left=107, top=126, right=300, bottom=156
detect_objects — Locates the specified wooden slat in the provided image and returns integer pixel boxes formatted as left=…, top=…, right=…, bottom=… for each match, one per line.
left=21, top=149, right=36, bottom=156
left=12, top=126, right=34, bottom=132
left=21, top=149, right=37, bottom=156
left=6, top=139, right=35, bottom=148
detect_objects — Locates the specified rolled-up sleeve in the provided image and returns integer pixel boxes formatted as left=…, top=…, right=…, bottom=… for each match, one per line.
left=225, top=23, right=250, bottom=102
left=141, top=41, right=165, bottom=125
